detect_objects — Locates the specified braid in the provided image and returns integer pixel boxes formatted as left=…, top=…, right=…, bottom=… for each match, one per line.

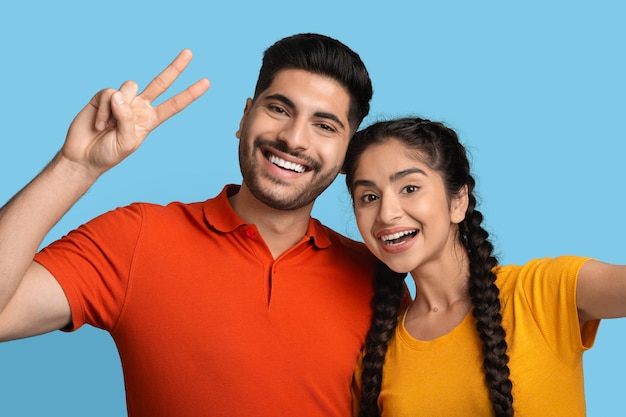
left=358, top=262, right=406, bottom=417
left=461, top=176, right=514, bottom=417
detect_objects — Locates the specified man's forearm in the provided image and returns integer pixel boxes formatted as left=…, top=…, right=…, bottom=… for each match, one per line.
left=0, top=152, right=97, bottom=311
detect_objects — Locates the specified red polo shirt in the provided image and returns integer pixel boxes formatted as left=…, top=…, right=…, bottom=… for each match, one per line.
left=35, top=185, right=377, bottom=416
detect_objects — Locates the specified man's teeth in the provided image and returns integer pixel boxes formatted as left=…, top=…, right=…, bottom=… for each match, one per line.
left=268, top=154, right=306, bottom=173
left=381, top=230, right=417, bottom=246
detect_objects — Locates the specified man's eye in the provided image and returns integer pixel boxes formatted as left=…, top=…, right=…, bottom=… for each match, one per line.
left=268, top=105, right=287, bottom=114
left=317, top=123, right=336, bottom=133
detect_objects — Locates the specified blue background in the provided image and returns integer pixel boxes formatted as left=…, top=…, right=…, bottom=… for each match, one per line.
left=1, top=1, right=624, bottom=415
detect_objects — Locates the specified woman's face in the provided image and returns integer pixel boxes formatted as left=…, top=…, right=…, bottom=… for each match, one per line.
left=351, top=138, right=467, bottom=275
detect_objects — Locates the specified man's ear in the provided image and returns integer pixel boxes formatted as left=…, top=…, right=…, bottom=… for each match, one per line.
left=451, top=184, right=469, bottom=224
left=235, top=98, right=253, bottom=139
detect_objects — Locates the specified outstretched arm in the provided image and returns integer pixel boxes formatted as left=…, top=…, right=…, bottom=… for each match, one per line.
left=576, top=260, right=626, bottom=322
left=0, top=50, right=209, bottom=341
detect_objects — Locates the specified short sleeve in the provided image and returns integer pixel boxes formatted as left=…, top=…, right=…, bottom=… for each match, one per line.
left=34, top=204, right=144, bottom=331
left=498, top=256, right=599, bottom=365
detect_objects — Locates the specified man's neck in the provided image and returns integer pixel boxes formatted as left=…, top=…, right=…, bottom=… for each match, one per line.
left=228, top=184, right=314, bottom=259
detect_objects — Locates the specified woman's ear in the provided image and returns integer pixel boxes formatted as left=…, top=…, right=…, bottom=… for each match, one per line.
left=451, top=184, right=469, bottom=224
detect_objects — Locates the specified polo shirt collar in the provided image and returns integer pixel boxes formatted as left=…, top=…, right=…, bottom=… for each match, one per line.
left=203, top=184, right=331, bottom=249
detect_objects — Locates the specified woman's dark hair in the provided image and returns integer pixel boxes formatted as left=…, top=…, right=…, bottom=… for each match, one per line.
left=344, top=117, right=514, bottom=417
left=253, top=33, right=373, bottom=132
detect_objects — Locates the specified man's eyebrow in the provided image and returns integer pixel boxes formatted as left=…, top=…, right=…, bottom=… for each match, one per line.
left=265, top=93, right=295, bottom=109
left=313, top=111, right=345, bottom=130
left=264, top=93, right=345, bottom=130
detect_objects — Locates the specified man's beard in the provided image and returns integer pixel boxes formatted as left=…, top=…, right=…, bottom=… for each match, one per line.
left=238, top=137, right=340, bottom=211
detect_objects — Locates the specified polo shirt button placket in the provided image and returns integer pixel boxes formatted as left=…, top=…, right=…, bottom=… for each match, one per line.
left=244, top=228, right=255, bottom=238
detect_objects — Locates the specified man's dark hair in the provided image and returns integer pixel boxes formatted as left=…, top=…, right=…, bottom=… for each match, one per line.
left=253, top=33, right=373, bottom=132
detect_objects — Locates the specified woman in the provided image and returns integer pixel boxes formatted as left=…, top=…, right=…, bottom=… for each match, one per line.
left=344, top=117, right=625, bottom=416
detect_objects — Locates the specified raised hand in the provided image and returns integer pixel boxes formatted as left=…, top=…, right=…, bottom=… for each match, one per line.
left=62, top=49, right=210, bottom=178
left=0, top=50, right=209, bottom=340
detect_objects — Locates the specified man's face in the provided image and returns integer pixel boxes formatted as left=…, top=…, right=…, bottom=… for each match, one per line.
left=236, top=69, right=352, bottom=211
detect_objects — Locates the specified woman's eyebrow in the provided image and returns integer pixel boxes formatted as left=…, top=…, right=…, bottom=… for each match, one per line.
left=353, top=179, right=376, bottom=189
left=390, top=168, right=426, bottom=183
left=352, top=168, right=426, bottom=189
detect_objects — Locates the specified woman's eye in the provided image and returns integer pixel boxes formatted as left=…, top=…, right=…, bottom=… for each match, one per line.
left=360, top=193, right=378, bottom=203
left=402, top=185, right=419, bottom=194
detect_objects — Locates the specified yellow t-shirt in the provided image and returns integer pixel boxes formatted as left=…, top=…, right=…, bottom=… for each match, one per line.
left=353, top=256, right=600, bottom=417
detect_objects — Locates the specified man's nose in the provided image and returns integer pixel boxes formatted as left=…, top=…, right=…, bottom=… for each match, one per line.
left=277, top=118, right=310, bottom=150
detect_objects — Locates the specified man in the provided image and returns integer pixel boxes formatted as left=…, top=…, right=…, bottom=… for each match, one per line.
left=0, top=34, right=378, bottom=416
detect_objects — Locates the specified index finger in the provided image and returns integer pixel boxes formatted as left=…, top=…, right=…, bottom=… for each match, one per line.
left=154, top=77, right=210, bottom=125
left=140, top=49, right=194, bottom=103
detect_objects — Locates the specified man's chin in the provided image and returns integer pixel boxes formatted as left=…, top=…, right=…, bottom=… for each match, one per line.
left=257, top=193, right=315, bottom=211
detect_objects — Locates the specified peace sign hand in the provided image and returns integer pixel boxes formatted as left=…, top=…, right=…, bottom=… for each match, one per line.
left=62, top=49, right=210, bottom=179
